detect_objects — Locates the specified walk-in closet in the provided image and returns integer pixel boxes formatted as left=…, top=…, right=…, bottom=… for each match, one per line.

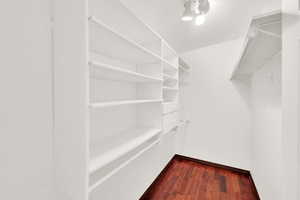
left=2, top=0, right=300, bottom=200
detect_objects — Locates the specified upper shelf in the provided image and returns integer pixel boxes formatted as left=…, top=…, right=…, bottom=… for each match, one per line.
left=231, top=11, right=281, bottom=80
left=89, top=0, right=162, bottom=55
left=89, top=16, right=162, bottom=65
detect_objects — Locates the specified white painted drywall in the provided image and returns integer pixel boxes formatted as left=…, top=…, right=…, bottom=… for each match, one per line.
left=122, top=0, right=280, bottom=53
left=0, top=0, right=53, bottom=200
left=250, top=53, right=282, bottom=200
left=180, top=39, right=252, bottom=169
left=281, top=1, right=300, bottom=199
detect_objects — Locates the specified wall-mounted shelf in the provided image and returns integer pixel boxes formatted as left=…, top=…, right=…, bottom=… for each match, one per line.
left=89, top=99, right=163, bottom=108
left=231, top=11, right=281, bottom=80
left=163, top=87, right=179, bottom=91
left=90, top=61, right=163, bottom=82
left=89, top=128, right=160, bottom=192
left=179, top=65, right=190, bottom=73
left=89, top=16, right=162, bottom=64
left=163, top=59, right=178, bottom=73
left=163, top=124, right=179, bottom=136
left=90, top=128, right=161, bottom=174
left=164, top=74, right=178, bottom=82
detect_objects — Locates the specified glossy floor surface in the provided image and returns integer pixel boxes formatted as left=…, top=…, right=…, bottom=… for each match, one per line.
left=140, top=156, right=259, bottom=200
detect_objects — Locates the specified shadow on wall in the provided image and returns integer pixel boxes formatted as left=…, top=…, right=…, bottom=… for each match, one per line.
left=231, top=78, right=252, bottom=108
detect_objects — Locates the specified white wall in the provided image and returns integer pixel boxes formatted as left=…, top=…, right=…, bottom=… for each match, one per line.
left=0, top=0, right=53, bottom=200
left=250, top=53, right=282, bottom=200
left=181, top=39, right=252, bottom=169
left=281, top=1, right=300, bottom=199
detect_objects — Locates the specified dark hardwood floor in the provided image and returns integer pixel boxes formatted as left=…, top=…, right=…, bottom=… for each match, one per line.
left=140, top=155, right=259, bottom=200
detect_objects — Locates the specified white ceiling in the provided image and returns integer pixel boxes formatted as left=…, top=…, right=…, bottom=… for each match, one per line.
left=121, top=0, right=281, bottom=53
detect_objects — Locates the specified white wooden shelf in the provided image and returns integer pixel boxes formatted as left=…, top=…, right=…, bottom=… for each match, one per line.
left=179, top=65, right=191, bottom=73
left=89, top=128, right=161, bottom=173
left=164, top=74, right=178, bottom=82
left=163, top=100, right=178, bottom=103
left=89, top=138, right=159, bottom=192
left=91, top=0, right=162, bottom=55
left=163, top=110, right=178, bottom=115
left=89, top=99, right=163, bottom=108
left=163, top=124, right=179, bottom=136
left=90, top=61, right=163, bottom=82
left=231, top=11, right=281, bottom=80
left=89, top=16, right=162, bottom=64
left=163, top=60, right=178, bottom=73
left=89, top=128, right=161, bottom=191
left=163, top=87, right=179, bottom=92
left=163, top=40, right=177, bottom=58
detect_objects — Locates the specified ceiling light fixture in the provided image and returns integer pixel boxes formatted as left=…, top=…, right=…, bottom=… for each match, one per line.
left=181, top=1, right=193, bottom=21
left=181, top=0, right=210, bottom=25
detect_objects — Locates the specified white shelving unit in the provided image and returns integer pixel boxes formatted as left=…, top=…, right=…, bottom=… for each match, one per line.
left=161, top=43, right=179, bottom=139
left=177, top=57, right=191, bottom=155
left=231, top=11, right=282, bottom=80
left=53, top=0, right=181, bottom=200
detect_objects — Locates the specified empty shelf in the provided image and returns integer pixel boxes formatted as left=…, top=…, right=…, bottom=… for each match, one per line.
left=163, top=60, right=178, bottom=73
left=89, top=137, right=160, bottom=192
left=163, top=87, right=179, bottom=91
left=163, top=74, right=178, bottom=82
left=90, top=61, right=163, bottom=82
left=89, top=16, right=162, bottom=65
left=163, top=124, right=179, bottom=136
left=89, top=128, right=162, bottom=174
left=179, top=65, right=191, bottom=73
left=89, top=99, right=163, bottom=108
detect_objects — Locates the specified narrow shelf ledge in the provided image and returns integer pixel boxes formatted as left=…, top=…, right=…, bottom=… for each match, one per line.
left=163, top=110, right=178, bottom=115
left=163, top=87, right=179, bottom=91
left=89, top=16, right=162, bottom=64
left=179, top=65, right=191, bottom=73
left=163, top=124, right=179, bottom=136
left=89, top=99, right=163, bottom=108
left=163, top=100, right=178, bottom=104
left=90, top=61, right=163, bottom=82
left=163, top=74, right=178, bottom=82
left=163, top=59, right=178, bottom=73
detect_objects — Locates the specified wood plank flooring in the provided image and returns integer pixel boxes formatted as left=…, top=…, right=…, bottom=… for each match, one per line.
left=140, top=155, right=259, bottom=200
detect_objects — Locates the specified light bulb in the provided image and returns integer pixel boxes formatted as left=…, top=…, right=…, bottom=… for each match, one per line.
left=195, top=14, right=205, bottom=25
left=181, top=1, right=193, bottom=21
left=182, top=15, right=193, bottom=21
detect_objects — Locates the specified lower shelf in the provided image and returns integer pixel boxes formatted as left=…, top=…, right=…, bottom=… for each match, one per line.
left=89, top=128, right=162, bottom=192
